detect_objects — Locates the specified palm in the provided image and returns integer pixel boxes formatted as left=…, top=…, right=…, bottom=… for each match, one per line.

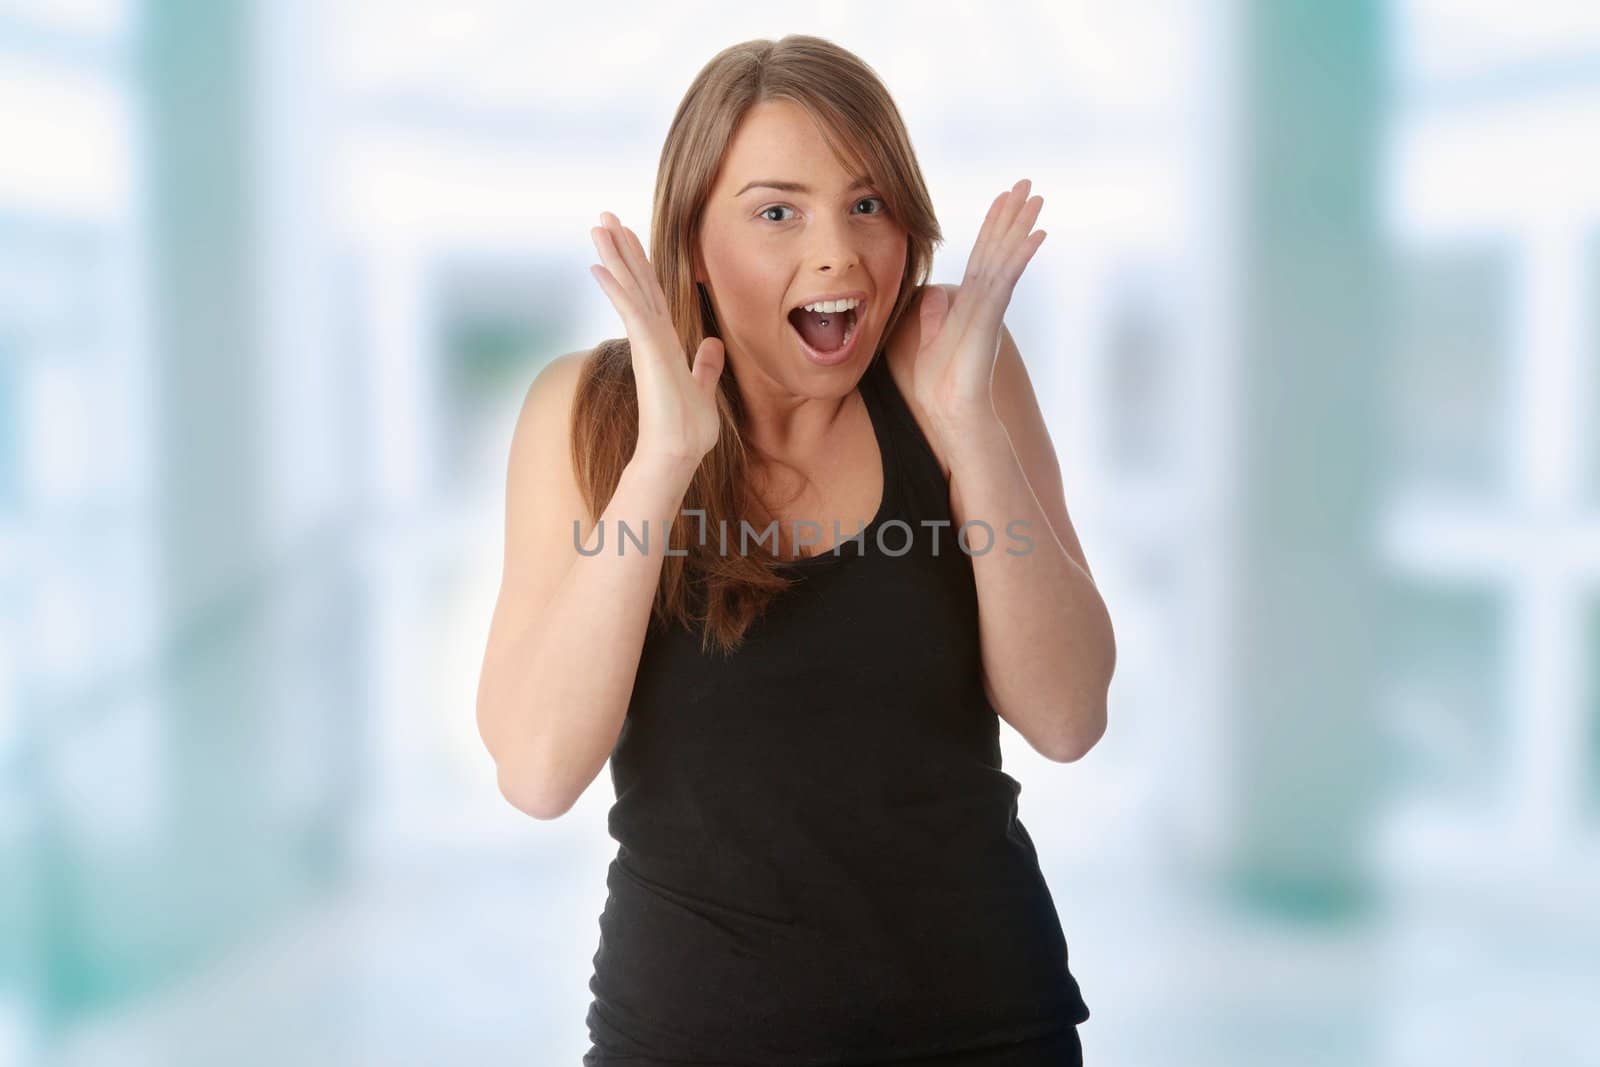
left=589, top=212, right=725, bottom=471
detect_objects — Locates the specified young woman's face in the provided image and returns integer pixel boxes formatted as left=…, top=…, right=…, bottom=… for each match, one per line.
left=695, top=100, right=908, bottom=394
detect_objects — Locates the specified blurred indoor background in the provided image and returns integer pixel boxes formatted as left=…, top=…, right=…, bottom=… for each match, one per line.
left=2, top=0, right=1598, bottom=1063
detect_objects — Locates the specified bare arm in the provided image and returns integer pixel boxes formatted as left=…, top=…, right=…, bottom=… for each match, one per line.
left=475, top=351, right=698, bottom=819
left=479, top=211, right=725, bottom=818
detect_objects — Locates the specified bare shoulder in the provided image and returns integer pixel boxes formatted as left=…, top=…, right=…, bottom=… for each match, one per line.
left=501, top=348, right=594, bottom=583
left=524, top=348, right=592, bottom=410
left=514, top=348, right=591, bottom=451
left=882, top=283, right=960, bottom=481
left=509, top=349, right=589, bottom=488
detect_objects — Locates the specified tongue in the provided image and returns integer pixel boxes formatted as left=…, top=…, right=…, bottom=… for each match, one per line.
left=789, top=307, right=849, bottom=352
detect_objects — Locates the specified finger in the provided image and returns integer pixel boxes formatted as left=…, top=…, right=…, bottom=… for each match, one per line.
left=986, top=198, right=1044, bottom=300
left=964, top=191, right=1008, bottom=287
left=596, top=215, right=652, bottom=303
left=965, top=179, right=1031, bottom=290
left=1004, top=195, right=1045, bottom=255
left=972, top=230, right=1046, bottom=342
left=977, top=190, right=1041, bottom=305
left=973, top=180, right=1030, bottom=277
left=1000, top=228, right=1047, bottom=283
left=602, top=214, right=661, bottom=315
left=994, top=178, right=1032, bottom=238
left=592, top=225, right=644, bottom=307
left=917, top=283, right=950, bottom=351
left=617, top=225, right=665, bottom=315
left=587, top=262, right=636, bottom=326
left=952, top=191, right=1012, bottom=341
left=691, top=335, right=725, bottom=394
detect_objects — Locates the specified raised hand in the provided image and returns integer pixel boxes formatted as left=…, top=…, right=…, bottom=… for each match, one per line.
left=589, top=211, right=726, bottom=479
left=910, top=178, right=1046, bottom=436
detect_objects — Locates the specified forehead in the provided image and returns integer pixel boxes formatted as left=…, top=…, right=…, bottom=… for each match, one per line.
left=715, top=100, right=862, bottom=189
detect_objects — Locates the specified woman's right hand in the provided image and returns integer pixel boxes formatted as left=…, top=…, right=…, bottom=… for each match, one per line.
left=588, top=212, right=725, bottom=478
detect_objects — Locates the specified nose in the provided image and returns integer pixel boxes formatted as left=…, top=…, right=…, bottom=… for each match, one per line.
left=806, top=210, right=860, bottom=275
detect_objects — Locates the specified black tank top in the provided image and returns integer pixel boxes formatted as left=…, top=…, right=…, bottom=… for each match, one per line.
left=584, top=350, right=1091, bottom=1065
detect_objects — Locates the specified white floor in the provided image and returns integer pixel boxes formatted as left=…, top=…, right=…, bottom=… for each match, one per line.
left=39, top=821, right=1598, bottom=1067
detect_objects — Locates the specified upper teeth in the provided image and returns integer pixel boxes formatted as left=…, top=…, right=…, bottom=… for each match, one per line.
left=800, top=297, right=861, bottom=314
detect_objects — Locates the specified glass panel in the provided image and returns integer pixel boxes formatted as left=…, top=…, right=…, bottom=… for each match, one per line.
left=1103, top=258, right=1178, bottom=477
left=432, top=259, right=579, bottom=492
left=1387, top=244, right=1512, bottom=501
left=1378, top=576, right=1506, bottom=812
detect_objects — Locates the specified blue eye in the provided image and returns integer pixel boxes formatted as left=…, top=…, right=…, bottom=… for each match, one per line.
left=758, top=197, right=889, bottom=224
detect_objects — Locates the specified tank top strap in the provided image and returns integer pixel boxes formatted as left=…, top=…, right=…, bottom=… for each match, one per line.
left=859, top=349, right=953, bottom=526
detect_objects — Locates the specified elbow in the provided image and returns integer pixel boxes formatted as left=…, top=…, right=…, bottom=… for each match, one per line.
left=486, top=725, right=576, bottom=821
left=497, top=761, right=575, bottom=820
left=1050, top=700, right=1107, bottom=764
left=1056, top=636, right=1115, bottom=763
left=478, top=690, right=570, bottom=820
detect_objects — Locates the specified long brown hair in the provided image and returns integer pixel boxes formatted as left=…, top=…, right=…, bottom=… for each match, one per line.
left=571, top=34, right=943, bottom=657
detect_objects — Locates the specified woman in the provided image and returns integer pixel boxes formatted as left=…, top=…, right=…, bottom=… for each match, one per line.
left=475, top=34, right=1116, bottom=1067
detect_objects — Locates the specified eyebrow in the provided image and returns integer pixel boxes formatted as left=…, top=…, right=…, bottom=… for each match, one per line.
left=735, top=176, right=875, bottom=198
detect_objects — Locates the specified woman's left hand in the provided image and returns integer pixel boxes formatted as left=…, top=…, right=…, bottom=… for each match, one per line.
left=910, top=178, right=1046, bottom=439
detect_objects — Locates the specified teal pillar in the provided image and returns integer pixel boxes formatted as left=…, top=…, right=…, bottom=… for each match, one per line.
left=31, top=0, right=355, bottom=1036
left=1222, top=0, right=1387, bottom=915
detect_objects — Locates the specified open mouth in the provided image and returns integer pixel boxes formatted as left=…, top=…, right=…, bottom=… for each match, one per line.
left=786, top=304, right=859, bottom=357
